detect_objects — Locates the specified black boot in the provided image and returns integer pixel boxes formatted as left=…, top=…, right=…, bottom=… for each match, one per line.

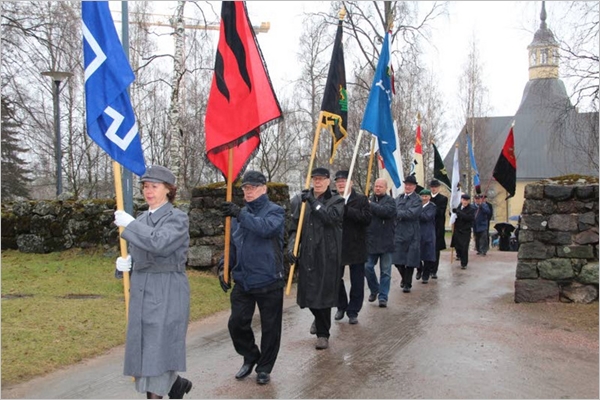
left=147, top=392, right=163, bottom=399
left=168, top=375, right=193, bottom=399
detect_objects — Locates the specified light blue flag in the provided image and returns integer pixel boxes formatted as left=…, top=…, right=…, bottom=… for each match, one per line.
left=466, top=133, right=481, bottom=193
left=82, top=1, right=146, bottom=176
left=360, top=32, right=400, bottom=189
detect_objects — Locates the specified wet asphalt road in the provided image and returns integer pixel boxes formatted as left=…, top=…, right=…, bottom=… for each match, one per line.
left=2, top=249, right=598, bottom=399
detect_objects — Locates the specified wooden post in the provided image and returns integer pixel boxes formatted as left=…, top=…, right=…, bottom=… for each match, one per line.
left=113, top=161, right=131, bottom=320
left=223, top=147, right=234, bottom=283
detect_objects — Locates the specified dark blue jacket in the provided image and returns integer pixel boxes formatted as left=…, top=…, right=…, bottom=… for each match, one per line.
left=366, top=193, right=396, bottom=254
left=473, top=202, right=491, bottom=233
left=229, top=194, right=285, bottom=291
left=419, top=202, right=437, bottom=262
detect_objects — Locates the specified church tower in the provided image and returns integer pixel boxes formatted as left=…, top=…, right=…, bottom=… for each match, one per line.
left=527, top=1, right=560, bottom=80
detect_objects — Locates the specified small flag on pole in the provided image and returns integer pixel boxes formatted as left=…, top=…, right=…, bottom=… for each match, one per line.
left=82, top=1, right=146, bottom=176
left=493, top=126, right=517, bottom=199
left=320, top=17, right=348, bottom=164
left=466, top=132, right=481, bottom=194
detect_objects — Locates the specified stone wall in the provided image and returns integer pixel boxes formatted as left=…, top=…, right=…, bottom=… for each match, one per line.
left=1, top=183, right=291, bottom=272
left=515, top=178, right=599, bottom=303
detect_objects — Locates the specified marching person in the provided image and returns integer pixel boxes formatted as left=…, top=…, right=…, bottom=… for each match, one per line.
left=392, top=175, right=423, bottom=293
left=418, top=189, right=437, bottom=284
left=365, top=178, right=397, bottom=308
left=333, top=170, right=372, bottom=325
left=473, top=194, right=491, bottom=256
left=217, top=170, right=285, bottom=385
left=429, top=179, right=448, bottom=279
left=450, top=193, right=476, bottom=269
left=114, top=165, right=193, bottom=399
left=288, top=167, right=344, bottom=350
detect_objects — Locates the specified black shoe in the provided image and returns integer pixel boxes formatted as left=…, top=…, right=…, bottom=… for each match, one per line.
left=403, top=286, right=411, bottom=293
left=235, top=362, right=256, bottom=380
left=348, top=316, right=358, bottom=325
left=400, top=281, right=405, bottom=288
left=422, top=279, right=429, bottom=284
left=256, top=372, right=270, bottom=385
left=379, top=300, right=387, bottom=308
left=334, top=310, right=345, bottom=320
left=310, top=320, right=317, bottom=335
left=431, top=274, right=438, bottom=279
left=461, top=265, right=467, bottom=269
left=368, top=293, right=378, bottom=302
left=168, top=376, right=193, bottom=399
left=416, top=270, right=422, bottom=280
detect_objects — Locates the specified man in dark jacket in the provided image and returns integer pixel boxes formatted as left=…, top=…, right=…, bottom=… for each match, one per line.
left=429, top=179, right=448, bottom=279
left=365, top=178, right=397, bottom=308
left=418, top=189, right=437, bottom=284
left=450, top=193, right=476, bottom=269
left=473, top=194, right=491, bottom=256
left=392, top=175, right=423, bottom=293
left=333, top=170, right=372, bottom=325
left=218, top=170, right=285, bottom=385
left=288, top=167, right=344, bottom=350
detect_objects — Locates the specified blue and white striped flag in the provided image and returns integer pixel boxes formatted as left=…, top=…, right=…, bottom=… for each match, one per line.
left=82, top=1, right=146, bottom=176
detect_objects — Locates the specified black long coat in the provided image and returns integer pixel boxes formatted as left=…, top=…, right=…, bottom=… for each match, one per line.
left=392, top=192, right=423, bottom=267
left=450, top=204, right=476, bottom=249
left=340, top=189, right=372, bottom=265
left=289, top=187, right=344, bottom=309
left=366, top=193, right=396, bottom=254
left=431, top=192, right=448, bottom=251
left=419, top=202, right=437, bottom=262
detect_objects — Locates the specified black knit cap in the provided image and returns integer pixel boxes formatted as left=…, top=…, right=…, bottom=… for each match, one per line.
left=311, top=167, right=330, bottom=178
left=241, top=170, right=267, bottom=186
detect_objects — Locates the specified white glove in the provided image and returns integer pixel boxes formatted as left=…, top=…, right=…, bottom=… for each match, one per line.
left=116, top=255, right=132, bottom=272
left=114, top=210, right=135, bottom=228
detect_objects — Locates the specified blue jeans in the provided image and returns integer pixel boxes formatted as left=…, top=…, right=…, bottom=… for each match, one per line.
left=364, top=253, right=392, bottom=302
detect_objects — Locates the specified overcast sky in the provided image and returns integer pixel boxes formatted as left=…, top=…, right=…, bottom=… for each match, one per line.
left=111, top=1, right=579, bottom=155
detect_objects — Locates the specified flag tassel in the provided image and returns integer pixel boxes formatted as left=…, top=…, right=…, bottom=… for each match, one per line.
left=286, top=112, right=324, bottom=296
left=223, top=147, right=234, bottom=284
left=113, top=161, right=131, bottom=320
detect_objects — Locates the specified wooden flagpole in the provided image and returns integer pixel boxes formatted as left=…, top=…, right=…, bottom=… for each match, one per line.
left=364, top=136, right=377, bottom=197
left=286, top=111, right=324, bottom=295
left=113, top=161, right=131, bottom=320
left=223, top=147, right=234, bottom=284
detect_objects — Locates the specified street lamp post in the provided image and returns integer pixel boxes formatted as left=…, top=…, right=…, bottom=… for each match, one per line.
left=42, top=70, right=73, bottom=197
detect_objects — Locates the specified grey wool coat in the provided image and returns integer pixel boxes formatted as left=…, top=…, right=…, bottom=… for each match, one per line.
left=288, top=187, right=344, bottom=309
left=392, top=192, right=423, bottom=267
left=121, top=202, right=190, bottom=378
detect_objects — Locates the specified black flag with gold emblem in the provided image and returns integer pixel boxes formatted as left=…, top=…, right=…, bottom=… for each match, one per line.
left=432, top=143, right=451, bottom=188
left=320, top=18, right=347, bottom=164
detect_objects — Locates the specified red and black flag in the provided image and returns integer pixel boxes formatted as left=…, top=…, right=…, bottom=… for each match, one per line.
left=320, top=18, right=347, bottom=164
left=432, top=143, right=451, bottom=188
left=205, top=1, right=282, bottom=180
left=493, top=126, right=517, bottom=199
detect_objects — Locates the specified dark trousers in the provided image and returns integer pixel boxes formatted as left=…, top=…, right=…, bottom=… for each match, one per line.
left=421, top=260, right=435, bottom=280
left=432, top=250, right=441, bottom=275
left=454, top=235, right=470, bottom=267
left=309, top=307, right=332, bottom=338
left=337, top=263, right=365, bottom=317
left=475, top=231, right=489, bottom=254
left=228, top=284, right=283, bottom=373
left=395, top=264, right=415, bottom=288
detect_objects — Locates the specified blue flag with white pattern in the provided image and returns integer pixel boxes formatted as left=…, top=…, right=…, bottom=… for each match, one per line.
left=82, top=1, right=146, bottom=176
left=360, top=31, right=400, bottom=189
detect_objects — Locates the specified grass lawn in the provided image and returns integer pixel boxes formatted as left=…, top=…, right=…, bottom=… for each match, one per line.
left=1, top=248, right=229, bottom=386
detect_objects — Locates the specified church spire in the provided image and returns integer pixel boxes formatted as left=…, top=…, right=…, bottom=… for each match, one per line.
left=527, top=1, right=559, bottom=80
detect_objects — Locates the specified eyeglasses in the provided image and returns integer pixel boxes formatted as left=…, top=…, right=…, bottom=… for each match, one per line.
left=241, top=185, right=262, bottom=192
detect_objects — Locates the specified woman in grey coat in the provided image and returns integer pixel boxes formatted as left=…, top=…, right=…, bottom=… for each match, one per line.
left=114, top=165, right=192, bottom=399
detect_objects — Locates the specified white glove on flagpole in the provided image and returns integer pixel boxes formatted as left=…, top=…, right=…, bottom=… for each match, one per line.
left=116, top=255, right=132, bottom=272
left=114, top=210, right=135, bottom=228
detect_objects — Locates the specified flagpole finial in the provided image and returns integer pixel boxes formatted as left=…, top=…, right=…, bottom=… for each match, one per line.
left=511, top=120, right=515, bottom=127
left=339, top=7, right=346, bottom=20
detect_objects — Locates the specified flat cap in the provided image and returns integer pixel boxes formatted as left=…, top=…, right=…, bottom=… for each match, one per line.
left=311, top=167, right=330, bottom=178
left=141, top=165, right=176, bottom=185
left=429, top=179, right=441, bottom=187
left=334, top=170, right=349, bottom=181
left=241, top=170, right=267, bottom=186
left=461, top=193, right=471, bottom=200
